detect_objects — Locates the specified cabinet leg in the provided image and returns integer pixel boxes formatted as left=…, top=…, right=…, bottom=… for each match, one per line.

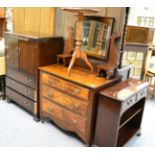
left=33, top=115, right=40, bottom=122
left=2, top=94, right=6, bottom=100
left=41, top=117, right=45, bottom=123
left=6, top=97, right=12, bottom=103
left=136, top=130, right=141, bottom=136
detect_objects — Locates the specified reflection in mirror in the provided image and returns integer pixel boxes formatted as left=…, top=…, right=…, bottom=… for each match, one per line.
left=81, top=17, right=114, bottom=60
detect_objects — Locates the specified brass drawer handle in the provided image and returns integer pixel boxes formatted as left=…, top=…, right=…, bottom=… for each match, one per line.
left=72, top=119, right=78, bottom=125
left=24, top=100, right=30, bottom=106
left=25, top=77, right=31, bottom=83
left=140, top=90, right=145, bottom=96
left=72, top=103, right=80, bottom=110
left=127, top=99, right=132, bottom=105
left=48, top=79, right=53, bottom=85
left=47, top=107, right=54, bottom=112
left=25, top=89, right=30, bottom=95
left=48, top=93, right=54, bottom=98
left=73, top=89, right=80, bottom=94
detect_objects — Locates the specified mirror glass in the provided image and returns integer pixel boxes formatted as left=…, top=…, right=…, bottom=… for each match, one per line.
left=81, top=18, right=114, bottom=59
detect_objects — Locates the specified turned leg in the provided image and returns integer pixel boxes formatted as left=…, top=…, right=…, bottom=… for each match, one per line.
left=67, top=52, right=77, bottom=76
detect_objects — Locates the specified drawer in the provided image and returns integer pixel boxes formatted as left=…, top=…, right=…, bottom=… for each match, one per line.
left=41, top=85, right=88, bottom=117
left=6, top=87, right=34, bottom=113
left=121, top=95, right=137, bottom=114
left=41, top=72, right=90, bottom=101
left=7, top=68, right=36, bottom=89
left=137, top=88, right=147, bottom=101
left=6, top=77, right=37, bottom=101
left=41, top=98, right=86, bottom=134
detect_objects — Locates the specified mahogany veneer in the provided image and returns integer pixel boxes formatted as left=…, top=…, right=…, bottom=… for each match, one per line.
left=39, top=64, right=118, bottom=145
left=94, top=78, right=149, bottom=147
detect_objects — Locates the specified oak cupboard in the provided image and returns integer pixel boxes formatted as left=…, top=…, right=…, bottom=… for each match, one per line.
left=5, top=32, right=63, bottom=120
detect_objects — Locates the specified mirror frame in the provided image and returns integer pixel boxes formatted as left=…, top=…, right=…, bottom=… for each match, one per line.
left=81, top=16, right=115, bottom=60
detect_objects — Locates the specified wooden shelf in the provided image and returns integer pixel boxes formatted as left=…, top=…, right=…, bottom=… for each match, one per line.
left=117, top=126, right=139, bottom=147
left=119, top=108, right=142, bottom=129
left=94, top=78, right=148, bottom=147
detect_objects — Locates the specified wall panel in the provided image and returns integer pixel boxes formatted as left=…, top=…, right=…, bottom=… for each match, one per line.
left=12, top=7, right=55, bottom=35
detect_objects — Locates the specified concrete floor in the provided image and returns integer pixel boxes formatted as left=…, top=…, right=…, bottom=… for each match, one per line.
left=0, top=96, right=155, bottom=147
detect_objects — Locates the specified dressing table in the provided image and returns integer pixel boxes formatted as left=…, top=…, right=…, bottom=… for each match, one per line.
left=39, top=11, right=119, bottom=145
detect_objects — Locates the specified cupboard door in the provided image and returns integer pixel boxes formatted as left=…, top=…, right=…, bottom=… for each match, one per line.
left=5, top=34, right=19, bottom=69
left=18, top=40, right=37, bottom=76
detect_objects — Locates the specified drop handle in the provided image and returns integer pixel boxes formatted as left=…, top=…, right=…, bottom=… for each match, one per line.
left=140, top=91, right=144, bottom=96
left=48, top=93, right=54, bottom=98
left=25, top=89, right=30, bottom=95
left=73, top=89, right=80, bottom=94
left=72, top=103, right=80, bottom=109
left=25, top=77, right=31, bottom=83
left=48, top=79, right=52, bottom=85
left=127, top=99, right=132, bottom=105
left=24, top=100, right=29, bottom=106
left=72, top=119, right=78, bottom=125
left=48, top=107, right=54, bottom=112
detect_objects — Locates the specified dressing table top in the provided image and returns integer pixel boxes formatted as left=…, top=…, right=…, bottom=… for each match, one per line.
left=39, top=64, right=113, bottom=90
left=100, top=78, right=149, bottom=101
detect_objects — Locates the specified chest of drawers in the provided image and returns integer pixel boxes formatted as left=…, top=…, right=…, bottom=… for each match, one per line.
left=5, top=32, right=63, bottom=120
left=39, top=64, right=117, bottom=145
left=94, top=78, right=149, bottom=147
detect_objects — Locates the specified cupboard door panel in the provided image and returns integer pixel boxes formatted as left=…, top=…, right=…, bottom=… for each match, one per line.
left=5, top=33, right=19, bottom=69
left=18, top=40, right=37, bottom=76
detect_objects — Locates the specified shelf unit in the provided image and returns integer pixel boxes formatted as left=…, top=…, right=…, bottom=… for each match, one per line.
left=94, top=78, right=149, bottom=147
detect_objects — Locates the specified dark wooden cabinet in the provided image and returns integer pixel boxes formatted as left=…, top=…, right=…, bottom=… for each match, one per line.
left=5, top=32, right=64, bottom=120
left=5, top=34, right=18, bottom=69
left=94, top=78, right=149, bottom=147
left=39, top=64, right=118, bottom=145
left=18, top=40, right=37, bottom=75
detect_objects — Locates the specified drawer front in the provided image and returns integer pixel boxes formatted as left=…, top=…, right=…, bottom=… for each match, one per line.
left=121, top=95, right=137, bottom=114
left=41, top=85, right=88, bottom=117
left=41, top=98, right=86, bottom=134
left=137, top=88, right=147, bottom=101
left=41, top=72, right=90, bottom=101
left=7, top=68, right=36, bottom=89
left=6, top=87, right=34, bottom=113
left=6, top=77, right=37, bottom=101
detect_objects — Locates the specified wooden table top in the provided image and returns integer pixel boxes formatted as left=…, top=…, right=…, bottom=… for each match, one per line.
left=100, top=78, right=149, bottom=101
left=39, top=64, right=112, bottom=89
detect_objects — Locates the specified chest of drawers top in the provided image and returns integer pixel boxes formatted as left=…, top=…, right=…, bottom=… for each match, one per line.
left=100, top=78, right=149, bottom=102
left=5, top=31, right=62, bottom=40
left=39, top=64, right=111, bottom=90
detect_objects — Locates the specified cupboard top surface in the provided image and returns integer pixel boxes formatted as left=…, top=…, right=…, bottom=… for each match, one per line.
left=99, top=78, right=149, bottom=101
left=39, top=64, right=111, bottom=89
left=5, top=32, right=62, bottom=39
